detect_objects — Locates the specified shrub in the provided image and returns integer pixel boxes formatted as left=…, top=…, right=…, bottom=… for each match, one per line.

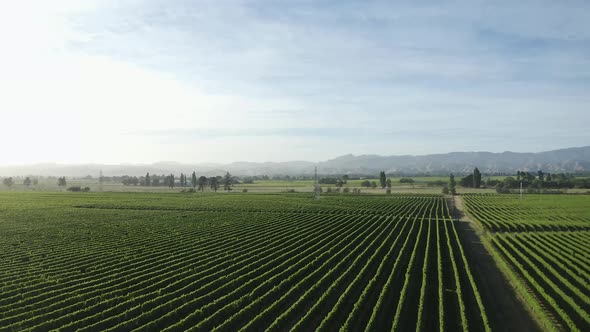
left=495, top=183, right=510, bottom=194
left=386, top=188, right=391, bottom=194
left=242, top=189, right=248, bottom=193
left=67, top=186, right=82, bottom=192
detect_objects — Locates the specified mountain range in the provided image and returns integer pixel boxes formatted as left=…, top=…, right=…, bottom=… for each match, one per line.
left=1, top=146, right=589, bottom=177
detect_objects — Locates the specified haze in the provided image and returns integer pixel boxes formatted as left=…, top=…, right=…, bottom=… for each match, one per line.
left=1, top=0, right=589, bottom=165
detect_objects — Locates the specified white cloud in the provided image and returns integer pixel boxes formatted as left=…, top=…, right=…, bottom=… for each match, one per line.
left=0, top=0, right=588, bottom=164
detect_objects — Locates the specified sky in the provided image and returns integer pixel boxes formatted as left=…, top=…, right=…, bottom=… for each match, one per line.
left=1, top=0, right=589, bottom=164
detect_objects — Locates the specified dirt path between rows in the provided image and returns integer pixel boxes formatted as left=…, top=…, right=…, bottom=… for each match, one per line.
left=449, top=195, right=540, bottom=332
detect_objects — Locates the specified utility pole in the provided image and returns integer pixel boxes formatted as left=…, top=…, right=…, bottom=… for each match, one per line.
left=520, top=181, right=523, bottom=199
left=314, top=166, right=320, bottom=199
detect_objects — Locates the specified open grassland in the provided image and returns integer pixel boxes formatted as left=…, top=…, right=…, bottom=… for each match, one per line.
left=0, top=192, right=489, bottom=331
left=462, top=194, right=590, bottom=331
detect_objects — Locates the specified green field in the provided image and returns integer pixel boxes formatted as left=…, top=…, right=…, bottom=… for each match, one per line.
left=3, top=191, right=589, bottom=331
left=1, top=177, right=500, bottom=194
left=462, top=194, right=590, bottom=331
left=0, top=192, right=489, bottom=331
left=463, top=194, right=590, bottom=232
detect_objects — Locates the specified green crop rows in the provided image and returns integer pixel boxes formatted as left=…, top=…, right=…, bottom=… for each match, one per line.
left=463, top=194, right=590, bottom=331
left=463, top=194, right=590, bottom=232
left=0, top=192, right=488, bottom=331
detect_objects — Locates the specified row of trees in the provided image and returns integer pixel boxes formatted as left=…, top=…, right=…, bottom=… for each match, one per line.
left=2, top=176, right=76, bottom=190
left=318, top=172, right=392, bottom=191
left=360, top=178, right=392, bottom=189
left=447, top=168, right=590, bottom=194
left=459, top=168, right=482, bottom=188
left=440, top=169, right=475, bottom=195
left=495, top=172, right=590, bottom=192
left=2, top=177, right=40, bottom=188
left=318, top=178, right=347, bottom=186
left=124, top=172, right=236, bottom=192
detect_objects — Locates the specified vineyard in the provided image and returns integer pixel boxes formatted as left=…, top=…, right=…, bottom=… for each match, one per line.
left=463, top=194, right=590, bottom=331
left=0, top=192, right=489, bottom=331
left=463, top=194, right=590, bottom=232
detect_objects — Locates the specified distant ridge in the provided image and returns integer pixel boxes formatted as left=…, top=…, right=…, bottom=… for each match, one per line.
left=1, top=146, right=589, bottom=177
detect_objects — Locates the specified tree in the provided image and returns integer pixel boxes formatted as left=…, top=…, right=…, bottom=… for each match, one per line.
left=370, top=181, right=377, bottom=189
left=3, top=177, right=14, bottom=188
left=386, top=178, right=392, bottom=189
left=192, top=171, right=197, bottom=189
left=495, top=182, right=509, bottom=194
left=198, top=176, right=208, bottom=192
left=473, top=168, right=482, bottom=189
left=168, top=174, right=175, bottom=188
left=503, top=176, right=517, bottom=188
left=223, top=172, right=232, bottom=191
left=379, top=171, right=387, bottom=189
left=442, top=185, right=449, bottom=194
left=145, top=172, right=151, bottom=186
left=58, top=177, right=67, bottom=188
left=537, top=170, right=544, bottom=182
left=209, top=177, right=219, bottom=192
left=449, top=173, right=456, bottom=195
left=151, top=176, right=160, bottom=186
left=23, top=177, right=31, bottom=187
left=460, top=174, right=473, bottom=187
left=32, top=178, right=39, bottom=185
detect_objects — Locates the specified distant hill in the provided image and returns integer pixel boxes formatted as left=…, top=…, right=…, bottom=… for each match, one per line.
left=317, top=146, right=590, bottom=175
left=1, top=146, right=589, bottom=177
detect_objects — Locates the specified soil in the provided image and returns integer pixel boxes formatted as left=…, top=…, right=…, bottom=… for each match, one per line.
left=449, top=195, right=541, bottom=332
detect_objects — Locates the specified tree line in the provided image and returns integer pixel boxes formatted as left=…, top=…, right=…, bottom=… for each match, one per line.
left=444, top=168, right=590, bottom=194
left=494, top=171, right=590, bottom=192
left=2, top=177, right=39, bottom=188
left=119, top=172, right=237, bottom=192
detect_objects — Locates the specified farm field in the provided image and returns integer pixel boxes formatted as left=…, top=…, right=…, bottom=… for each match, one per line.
left=462, top=194, right=590, bottom=331
left=0, top=177, right=501, bottom=194
left=0, top=192, right=490, bottom=331
left=462, top=194, right=590, bottom=232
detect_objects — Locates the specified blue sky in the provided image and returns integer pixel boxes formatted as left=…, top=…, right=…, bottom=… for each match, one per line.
left=1, top=0, right=589, bottom=164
